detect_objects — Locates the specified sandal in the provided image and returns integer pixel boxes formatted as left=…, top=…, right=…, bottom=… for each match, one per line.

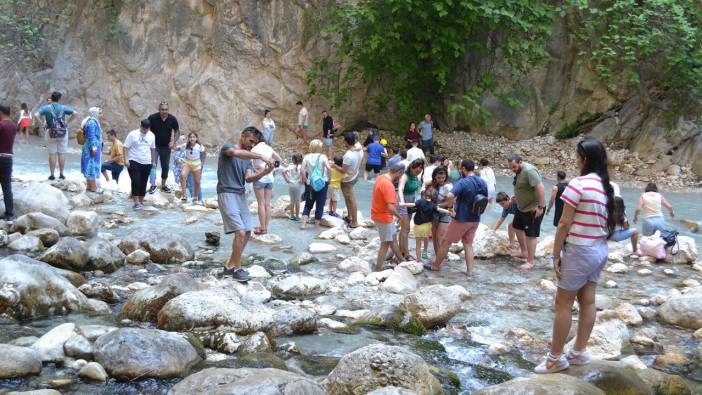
left=423, top=263, right=440, bottom=272
left=254, top=228, right=267, bottom=235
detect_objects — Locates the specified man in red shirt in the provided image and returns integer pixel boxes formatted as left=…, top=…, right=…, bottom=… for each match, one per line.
left=371, top=163, right=405, bottom=271
left=0, top=105, right=16, bottom=224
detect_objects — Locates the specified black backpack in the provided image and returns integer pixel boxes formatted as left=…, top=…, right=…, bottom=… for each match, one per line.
left=467, top=176, right=489, bottom=215
left=659, top=229, right=679, bottom=255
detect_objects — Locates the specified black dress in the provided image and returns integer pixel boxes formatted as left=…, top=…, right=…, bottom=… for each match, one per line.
left=553, top=181, right=568, bottom=227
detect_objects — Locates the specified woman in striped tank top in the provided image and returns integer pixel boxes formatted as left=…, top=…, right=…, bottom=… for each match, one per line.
left=535, top=139, right=616, bottom=374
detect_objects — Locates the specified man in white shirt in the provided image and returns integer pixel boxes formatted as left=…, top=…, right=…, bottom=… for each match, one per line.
left=123, top=119, right=157, bottom=210
left=335, top=132, right=364, bottom=228
left=405, top=139, right=425, bottom=164
left=422, top=155, right=441, bottom=186
left=294, top=101, right=310, bottom=145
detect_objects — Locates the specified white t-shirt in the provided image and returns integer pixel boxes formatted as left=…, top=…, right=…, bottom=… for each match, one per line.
left=298, top=107, right=309, bottom=126
left=480, top=167, right=497, bottom=192
left=263, top=117, right=276, bottom=131
left=18, top=109, right=31, bottom=122
left=251, top=142, right=275, bottom=184
left=303, top=153, right=329, bottom=185
left=406, top=147, right=425, bottom=164
left=422, top=165, right=437, bottom=186
left=124, top=129, right=156, bottom=165
left=342, top=149, right=363, bottom=183
left=178, top=143, right=205, bottom=161
left=285, top=163, right=303, bottom=186
left=610, top=181, right=621, bottom=197
left=560, top=173, right=609, bottom=246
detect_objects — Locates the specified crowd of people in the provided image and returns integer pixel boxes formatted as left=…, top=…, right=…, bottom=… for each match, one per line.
left=0, top=92, right=699, bottom=379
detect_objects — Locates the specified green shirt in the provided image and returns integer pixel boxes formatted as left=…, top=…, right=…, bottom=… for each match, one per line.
left=514, top=162, right=542, bottom=212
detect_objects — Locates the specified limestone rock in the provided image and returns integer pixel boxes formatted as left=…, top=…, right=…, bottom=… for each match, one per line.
left=321, top=215, right=346, bottom=228
left=664, top=235, right=698, bottom=264
left=79, top=361, right=108, bottom=382
left=566, top=318, right=629, bottom=360
left=31, top=323, right=77, bottom=361
left=63, top=333, right=93, bottom=359
left=367, top=387, right=419, bottom=395
left=562, top=360, right=651, bottom=395
left=338, top=256, right=371, bottom=274
left=157, top=289, right=273, bottom=334
left=335, top=234, right=351, bottom=244
left=251, top=233, right=282, bottom=245
left=474, top=374, right=604, bottom=395
left=12, top=212, right=68, bottom=235
left=538, top=279, right=557, bottom=292
left=289, top=252, right=318, bottom=265
left=8, top=234, right=43, bottom=252
left=78, top=282, right=118, bottom=303
left=309, top=242, right=337, bottom=253
left=10, top=183, right=70, bottom=222
left=606, top=263, right=629, bottom=274
left=403, top=285, right=470, bottom=328
left=349, top=226, right=377, bottom=240
left=27, top=229, right=60, bottom=248
left=615, top=303, right=643, bottom=326
left=473, top=224, right=511, bottom=258
left=272, top=275, right=328, bottom=297
left=87, top=238, right=125, bottom=273
left=398, top=260, right=423, bottom=275
left=0, top=344, right=42, bottom=379
left=126, top=249, right=150, bottom=265
left=118, top=228, right=194, bottom=264
left=247, top=265, right=271, bottom=279
left=658, top=293, right=702, bottom=329
left=318, top=227, right=345, bottom=240
left=123, top=274, right=205, bottom=322
left=169, top=367, right=325, bottom=395
left=381, top=267, right=418, bottom=294
left=38, top=237, right=89, bottom=271
left=636, top=368, right=692, bottom=395
left=93, top=328, right=202, bottom=380
left=268, top=303, right=317, bottom=337
left=323, top=344, right=442, bottom=395
left=66, top=210, right=99, bottom=236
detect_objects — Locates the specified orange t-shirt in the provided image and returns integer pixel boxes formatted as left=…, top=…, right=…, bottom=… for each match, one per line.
left=371, top=174, right=397, bottom=224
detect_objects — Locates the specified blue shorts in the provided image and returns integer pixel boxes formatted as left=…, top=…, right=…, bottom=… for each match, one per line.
left=611, top=228, right=635, bottom=242
left=296, top=124, right=309, bottom=129
left=253, top=181, right=273, bottom=190
left=642, top=216, right=665, bottom=237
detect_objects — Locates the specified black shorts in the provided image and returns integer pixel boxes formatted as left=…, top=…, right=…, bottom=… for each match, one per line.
left=512, top=209, right=545, bottom=238
left=365, top=163, right=381, bottom=173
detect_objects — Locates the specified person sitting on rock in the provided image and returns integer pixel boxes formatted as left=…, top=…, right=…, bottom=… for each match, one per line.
left=611, top=196, right=642, bottom=257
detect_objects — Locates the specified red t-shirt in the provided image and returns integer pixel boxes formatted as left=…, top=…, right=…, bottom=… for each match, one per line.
left=0, top=119, right=16, bottom=155
left=371, top=175, right=397, bottom=224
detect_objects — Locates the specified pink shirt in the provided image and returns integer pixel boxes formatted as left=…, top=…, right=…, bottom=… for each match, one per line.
left=560, top=173, right=609, bottom=245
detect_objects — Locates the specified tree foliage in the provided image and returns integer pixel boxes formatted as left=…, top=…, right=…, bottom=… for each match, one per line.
left=567, top=0, right=702, bottom=113
left=306, top=0, right=554, bottom=123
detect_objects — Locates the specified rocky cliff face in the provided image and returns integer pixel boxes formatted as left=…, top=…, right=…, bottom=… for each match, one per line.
left=1, top=1, right=700, bottom=176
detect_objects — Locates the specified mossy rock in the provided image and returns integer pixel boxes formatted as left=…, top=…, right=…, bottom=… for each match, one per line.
left=237, top=352, right=288, bottom=371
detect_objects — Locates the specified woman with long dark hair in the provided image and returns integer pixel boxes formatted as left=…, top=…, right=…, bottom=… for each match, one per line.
left=429, top=166, right=453, bottom=260
left=397, top=158, right=424, bottom=259
left=535, top=139, right=615, bottom=374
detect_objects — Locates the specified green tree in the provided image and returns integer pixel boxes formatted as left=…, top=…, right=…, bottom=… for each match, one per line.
left=566, top=0, right=702, bottom=114
left=307, top=0, right=554, bottom=124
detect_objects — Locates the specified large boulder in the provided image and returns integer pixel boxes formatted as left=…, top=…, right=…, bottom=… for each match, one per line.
left=8, top=183, right=70, bottom=222
left=38, top=237, right=89, bottom=271
left=324, top=344, right=443, bottom=395
left=168, top=367, right=326, bottom=395
left=658, top=292, right=702, bottom=329
left=0, top=344, right=43, bottom=378
left=562, top=360, right=652, bottom=395
left=403, top=285, right=470, bottom=328
left=566, top=318, right=629, bottom=360
left=7, top=234, right=43, bottom=252
left=382, top=267, right=418, bottom=294
left=12, top=212, right=68, bottom=235
left=475, top=374, right=605, bottom=394
left=157, top=288, right=273, bottom=334
left=66, top=210, right=99, bottom=237
left=123, top=274, right=205, bottom=322
left=0, top=255, right=106, bottom=319
left=93, top=328, right=202, bottom=380
left=664, top=235, right=698, bottom=264
left=272, top=274, right=328, bottom=298
left=86, top=238, right=125, bottom=273
left=472, top=224, right=511, bottom=258
left=118, top=228, right=194, bottom=264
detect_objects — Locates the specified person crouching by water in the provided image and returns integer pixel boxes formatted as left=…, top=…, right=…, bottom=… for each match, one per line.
left=124, top=119, right=157, bottom=210
left=101, top=129, right=125, bottom=184
left=535, top=139, right=615, bottom=374
left=80, top=107, right=102, bottom=192
left=371, top=163, right=406, bottom=271
left=217, top=127, right=274, bottom=282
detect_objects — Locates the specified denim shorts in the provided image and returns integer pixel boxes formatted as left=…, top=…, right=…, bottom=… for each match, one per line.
left=253, top=181, right=273, bottom=190
left=323, top=138, right=333, bottom=147
left=558, top=241, right=608, bottom=291
left=642, top=216, right=665, bottom=236
left=375, top=220, right=396, bottom=242
left=611, top=228, right=635, bottom=242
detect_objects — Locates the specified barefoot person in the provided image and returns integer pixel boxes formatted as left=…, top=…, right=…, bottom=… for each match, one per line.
left=429, top=167, right=453, bottom=259
left=535, top=139, right=615, bottom=374
left=217, top=127, right=274, bottom=282
left=35, top=91, right=77, bottom=180
left=493, top=192, right=519, bottom=250
left=401, top=188, right=454, bottom=262
left=371, top=163, right=405, bottom=271
left=0, top=105, right=16, bottom=224
left=294, top=101, right=310, bottom=145
left=546, top=171, right=568, bottom=226
left=124, top=120, right=157, bottom=210
left=508, top=154, right=546, bottom=269
left=611, top=197, right=641, bottom=257
left=147, top=101, right=179, bottom=194
left=633, top=182, right=675, bottom=236
left=427, top=160, right=487, bottom=275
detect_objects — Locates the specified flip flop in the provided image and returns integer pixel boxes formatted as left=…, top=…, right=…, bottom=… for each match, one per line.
left=423, top=263, right=440, bottom=272
left=253, top=227, right=267, bottom=235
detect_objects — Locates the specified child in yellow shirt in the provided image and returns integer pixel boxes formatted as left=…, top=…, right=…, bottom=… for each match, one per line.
left=327, top=156, right=343, bottom=217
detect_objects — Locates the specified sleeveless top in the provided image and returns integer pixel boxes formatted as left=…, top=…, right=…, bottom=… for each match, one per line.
left=554, top=182, right=568, bottom=217
left=642, top=192, right=663, bottom=218
left=403, top=173, right=422, bottom=195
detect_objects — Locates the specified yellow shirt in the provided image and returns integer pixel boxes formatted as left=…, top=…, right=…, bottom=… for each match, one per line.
left=330, top=168, right=343, bottom=189
left=110, top=140, right=125, bottom=166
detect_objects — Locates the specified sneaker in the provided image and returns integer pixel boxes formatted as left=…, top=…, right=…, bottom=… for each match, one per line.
left=148, top=186, right=157, bottom=194
left=421, top=251, right=429, bottom=260
left=534, top=353, right=569, bottom=374
left=181, top=197, right=187, bottom=202
left=133, top=203, right=143, bottom=210
left=227, top=267, right=250, bottom=282
left=161, top=186, right=173, bottom=193
left=59, top=174, right=65, bottom=180
left=48, top=175, right=55, bottom=181
left=5, top=216, right=14, bottom=226
left=566, top=349, right=591, bottom=366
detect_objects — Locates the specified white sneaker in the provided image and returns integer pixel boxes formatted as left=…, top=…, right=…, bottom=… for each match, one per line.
left=566, top=349, right=591, bottom=365
left=534, top=353, right=569, bottom=374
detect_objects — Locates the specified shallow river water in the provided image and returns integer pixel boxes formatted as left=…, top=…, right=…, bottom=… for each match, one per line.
left=2, top=138, right=701, bottom=394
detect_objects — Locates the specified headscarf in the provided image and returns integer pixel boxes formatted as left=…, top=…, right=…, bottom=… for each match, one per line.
left=82, top=106, right=102, bottom=128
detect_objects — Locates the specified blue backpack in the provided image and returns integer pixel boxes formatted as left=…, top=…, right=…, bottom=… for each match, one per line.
left=309, top=154, right=326, bottom=192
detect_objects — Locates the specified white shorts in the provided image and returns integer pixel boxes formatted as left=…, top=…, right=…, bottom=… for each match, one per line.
left=47, top=137, right=68, bottom=154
